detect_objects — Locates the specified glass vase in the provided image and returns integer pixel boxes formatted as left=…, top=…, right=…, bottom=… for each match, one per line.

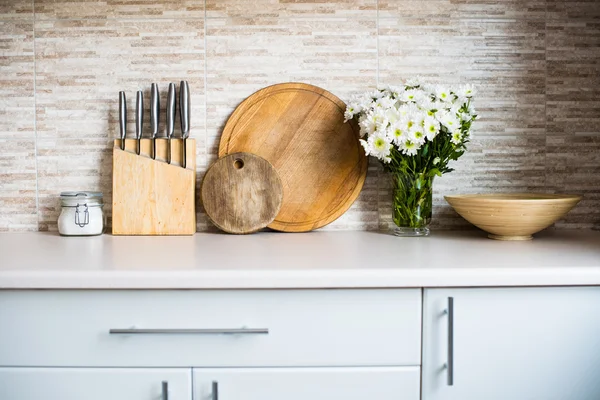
left=391, top=172, right=434, bottom=237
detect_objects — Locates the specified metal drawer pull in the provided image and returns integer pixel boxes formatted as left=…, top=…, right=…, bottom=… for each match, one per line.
left=109, top=328, right=269, bottom=335
left=161, top=381, right=168, bottom=400
left=446, top=297, right=454, bottom=386
left=212, top=381, right=219, bottom=400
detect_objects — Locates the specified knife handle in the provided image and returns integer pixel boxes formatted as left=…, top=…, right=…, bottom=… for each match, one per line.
left=135, top=90, right=144, bottom=140
left=119, top=91, right=126, bottom=150
left=179, top=81, right=190, bottom=139
left=150, top=83, right=159, bottom=137
left=166, top=83, right=176, bottom=138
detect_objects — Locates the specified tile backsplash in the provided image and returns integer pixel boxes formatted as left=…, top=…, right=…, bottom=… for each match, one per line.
left=1, top=0, right=598, bottom=232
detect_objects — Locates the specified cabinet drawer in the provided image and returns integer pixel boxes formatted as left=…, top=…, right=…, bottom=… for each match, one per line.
left=194, top=367, right=421, bottom=400
left=0, top=367, right=191, bottom=400
left=0, top=289, right=421, bottom=367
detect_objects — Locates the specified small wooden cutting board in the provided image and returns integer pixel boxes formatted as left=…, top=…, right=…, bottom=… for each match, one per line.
left=201, top=152, right=283, bottom=234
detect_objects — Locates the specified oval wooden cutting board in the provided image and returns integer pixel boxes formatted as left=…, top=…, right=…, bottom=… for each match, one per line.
left=201, top=152, right=283, bottom=234
left=219, top=83, right=368, bottom=232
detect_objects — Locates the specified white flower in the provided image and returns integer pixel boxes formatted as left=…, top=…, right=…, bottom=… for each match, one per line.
left=424, top=117, right=440, bottom=141
left=388, top=122, right=406, bottom=145
left=373, top=96, right=394, bottom=110
left=405, top=76, right=423, bottom=87
left=451, top=129, right=462, bottom=145
left=458, top=84, right=475, bottom=98
left=433, top=157, right=441, bottom=165
left=400, top=140, right=419, bottom=156
left=359, top=114, right=376, bottom=136
left=362, top=133, right=392, bottom=162
left=401, top=89, right=421, bottom=103
left=438, top=111, right=460, bottom=131
left=409, top=126, right=426, bottom=144
left=385, top=108, right=401, bottom=125
left=435, top=85, right=452, bottom=103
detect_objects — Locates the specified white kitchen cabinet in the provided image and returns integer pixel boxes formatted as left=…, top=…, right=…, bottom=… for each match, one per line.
left=193, top=367, right=420, bottom=400
left=0, top=367, right=191, bottom=400
left=422, top=287, right=600, bottom=400
left=0, top=289, right=421, bottom=367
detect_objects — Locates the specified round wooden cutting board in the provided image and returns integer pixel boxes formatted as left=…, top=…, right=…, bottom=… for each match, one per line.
left=201, top=152, right=283, bottom=234
left=219, top=83, right=368, bottom=232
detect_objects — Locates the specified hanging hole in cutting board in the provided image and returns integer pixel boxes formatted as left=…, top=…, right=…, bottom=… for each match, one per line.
left=234, top=159, right=244, bottom=169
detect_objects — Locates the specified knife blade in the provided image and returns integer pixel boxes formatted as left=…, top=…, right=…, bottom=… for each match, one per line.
left=119, top=91, right=127, bottom=151
left=179, top=80, right=190, bottom=169
left=150, top=83, right=159, bottom=159
left=135, top=90, right=144, bottom=155
left=166, top=83, right=176, bottom=164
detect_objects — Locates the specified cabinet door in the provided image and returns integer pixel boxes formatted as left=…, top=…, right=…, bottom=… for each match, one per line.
left=193, top=367, right=420, bottom=400
left=423, top=287, right=600, bottom=400
left=0, top=368, right=191, bottom=400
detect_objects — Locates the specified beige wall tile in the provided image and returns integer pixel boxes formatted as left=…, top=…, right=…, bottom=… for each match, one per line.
left=0, top=18, right=35, bottom=139
left=206, top=16, right=378, bottom=230
left=34, top=18, right=205, bottom=230
left=206, top=0, right=376, bottom=18
left=547, top=0, right=600, bottom=20
left=379, top=0, right=546, bottom=19
left=0, top=1, right=32, bottom=19
left=546, top=19, right=600, bottom=229
left=0, top=139, right=37, bottom=231
left=35, top=0, right=204, bottom=20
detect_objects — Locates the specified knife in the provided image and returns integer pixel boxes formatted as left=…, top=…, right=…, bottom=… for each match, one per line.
left=166, top=83, right=176, bottom=164
left=135, top=90, right=144, bottom=156
left=179, top=80, right=190, bottom=169
left=150, top=83, right=159, bottom=159
left=119, top=91, right=127, bottom=151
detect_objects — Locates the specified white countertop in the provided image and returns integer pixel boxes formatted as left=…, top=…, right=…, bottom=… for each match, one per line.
left=0, top=230, right=599, bottom=289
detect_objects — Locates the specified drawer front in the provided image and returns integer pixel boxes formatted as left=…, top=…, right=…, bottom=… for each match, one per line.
left=194, top=367, right=421, bottom=400
left=0, top=367, right=191, bottom=400
left=0, top=289, right=421, bottom=367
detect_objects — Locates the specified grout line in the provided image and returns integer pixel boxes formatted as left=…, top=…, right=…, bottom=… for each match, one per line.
left=32, top=0, right=40, bottom=229
left=376, top=0, right=379, bottom=88
left=204, top=0, right=208, bottom=170
left=544, top=1, right=548, bottom=192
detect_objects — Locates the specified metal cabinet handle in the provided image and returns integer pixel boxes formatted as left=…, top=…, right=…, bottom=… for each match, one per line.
left=447, top=296, right=454, bottom=386
left=161, top=381, right=168, bottom=400
left=109, top=328, right=269, bottom=335
left=212, top=381, right=219, bottom=400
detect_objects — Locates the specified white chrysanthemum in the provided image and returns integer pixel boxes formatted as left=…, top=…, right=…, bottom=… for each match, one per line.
left=344, top=102, right=363, bottom=122
left=459, top=84, right=476, bottom=98
left=373, top=96, right=395, bottom=110
left=405, top=77, right=422, bottom=87
left=385, top=107, right=401, bottom=125
left=400, top=140, right=419, bottom=156
left=409, top=126, right=426, bottom=144
left=451, top=129, right=463, bottom=145
left=370, top=90, right=384, bottom=100
left=388, top=122, right=406, bottom=145
left=401, top=89, right=421, bottom=103
left=424, top=117, right=440, bottom=141
left=366, top=133, right=392, bottom=162
left=435, top=85, right=452, bottom=103
left=438, top=111, right=460, bottom=131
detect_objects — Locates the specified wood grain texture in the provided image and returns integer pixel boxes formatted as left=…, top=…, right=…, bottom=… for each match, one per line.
left=201, top=153, right=282, bottom=234
left=444, top=193, right=582, bottom=240
left=112, top=139, right=196, bottom=235
left=219, top=83, right=368, bottom=232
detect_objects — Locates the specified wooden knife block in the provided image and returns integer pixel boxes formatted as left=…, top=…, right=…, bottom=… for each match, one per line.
left=112, top=138, right=196, bottom=235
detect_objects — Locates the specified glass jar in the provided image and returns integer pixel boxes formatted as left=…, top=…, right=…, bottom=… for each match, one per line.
left=57, top=192, right=105, bottom=236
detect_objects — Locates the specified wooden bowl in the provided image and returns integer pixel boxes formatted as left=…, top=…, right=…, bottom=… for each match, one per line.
left=444, top=193, right=582, bottom=240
